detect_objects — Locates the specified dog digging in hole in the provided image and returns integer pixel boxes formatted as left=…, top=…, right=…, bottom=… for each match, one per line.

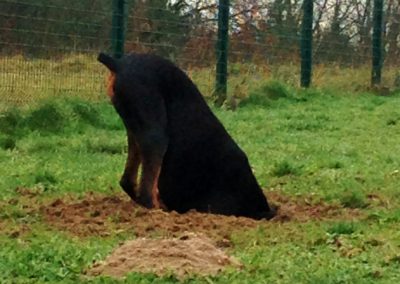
left=98, top=52, right=276, bottom=220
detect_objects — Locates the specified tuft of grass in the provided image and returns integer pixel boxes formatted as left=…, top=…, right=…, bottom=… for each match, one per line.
left=327, top=160, right=344, bottom=169
left=287, top=120, right=324, bottom=131
left=0, top=108, right=24, bottom=136
left=239, top=80, right=295, bottom=107
left=387, top=118, right=397, bottom=126
left=69, top=99, right=105, bottom=128
left=34, top=171, right=57, bottom=190
left=368, top=208, right=400, bottom=224
left=271, top=160, right=301, bottom=177
left=340, top=190, right=369, bottom=209
left=327, top=222, right=357, bottom=235
left=86, top=140, right=125, bottom=155
left=259, top=80, right=293, bottom=100
left=0, top=136, right=16, bottom=150
left=24, top=102, right=66, bottom=134
left=238, top=92, right=272, bottom=108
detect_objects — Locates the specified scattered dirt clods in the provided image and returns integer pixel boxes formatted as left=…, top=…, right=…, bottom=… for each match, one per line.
left=41, top=191, right=362, bottom=239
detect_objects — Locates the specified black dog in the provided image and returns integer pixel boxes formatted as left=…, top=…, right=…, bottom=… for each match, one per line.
left=98, top=52, right=276, bottom=220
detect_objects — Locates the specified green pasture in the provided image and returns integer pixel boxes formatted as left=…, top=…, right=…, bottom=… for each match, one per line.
left=1, top=76, right=400, bottom=283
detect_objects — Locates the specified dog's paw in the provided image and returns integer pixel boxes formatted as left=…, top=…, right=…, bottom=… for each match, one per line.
left=119, top=176, right=138, bottom=202
left=137, top=194, right=154, bottom=209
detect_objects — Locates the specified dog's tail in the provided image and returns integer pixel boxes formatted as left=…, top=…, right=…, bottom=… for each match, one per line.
left=97, top=53, right=119, bottom=73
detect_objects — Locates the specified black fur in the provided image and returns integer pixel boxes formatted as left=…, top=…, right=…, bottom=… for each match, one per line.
left=98, top=52, right=276, bottom=220
left=97, top=53, right=119, bottom=73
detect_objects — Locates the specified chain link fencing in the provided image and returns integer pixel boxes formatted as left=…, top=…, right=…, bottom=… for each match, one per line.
left=0, top=0, right=398, bottom=106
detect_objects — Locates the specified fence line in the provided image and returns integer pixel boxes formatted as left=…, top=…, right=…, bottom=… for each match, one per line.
left=0, top=0, right=396, bottom=105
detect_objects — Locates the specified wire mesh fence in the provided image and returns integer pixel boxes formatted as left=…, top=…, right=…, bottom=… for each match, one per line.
left=0, top=0, right=398, bottom=105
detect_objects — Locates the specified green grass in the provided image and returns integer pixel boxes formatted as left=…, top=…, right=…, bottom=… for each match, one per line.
left=1, top=87, right=400, bottom=283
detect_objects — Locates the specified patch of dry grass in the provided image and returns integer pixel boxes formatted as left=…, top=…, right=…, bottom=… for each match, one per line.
left=1, top=54, right=399, bottom=108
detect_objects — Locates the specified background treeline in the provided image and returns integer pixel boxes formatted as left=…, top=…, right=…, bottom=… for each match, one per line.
left=1, top=0, right=399, bottom=67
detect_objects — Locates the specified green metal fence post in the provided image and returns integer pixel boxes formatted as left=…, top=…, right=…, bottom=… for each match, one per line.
left=300, top=0, right=313, bottom=88
left=372, top=0, right=384, bottom=86
left=214, top=0, right=230, bottom=106
left=111, top=0, right=126, bottom=59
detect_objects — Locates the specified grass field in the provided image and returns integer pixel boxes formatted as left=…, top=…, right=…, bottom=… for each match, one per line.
left=1, top=81, right=400, bottom=283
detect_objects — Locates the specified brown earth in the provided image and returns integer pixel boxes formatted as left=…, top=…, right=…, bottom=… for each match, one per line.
left=41, top=191, right=362, bottom=239
left=4, top=189, right=363, bottom=280
left=85, top=232, right=242, bottom=279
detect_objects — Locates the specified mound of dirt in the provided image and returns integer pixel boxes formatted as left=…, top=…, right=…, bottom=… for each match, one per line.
left=41, top=191, right=361, bottom=239
left=86, top=233, right=242, bottom=279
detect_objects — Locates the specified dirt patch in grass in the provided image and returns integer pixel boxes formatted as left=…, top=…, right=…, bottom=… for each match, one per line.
left=41, top=191, right=362, bottom=239
left=41, top=193, right=257, bottom=240
left=269, top=192, right=363, bottom=222
left=85, top=232, right=242, bottom=280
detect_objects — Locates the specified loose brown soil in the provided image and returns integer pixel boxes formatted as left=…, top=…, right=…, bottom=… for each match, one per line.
left=41, top=191, right=362, bottom=239
left=41, top=193, right=257, bottom=240
left=3, top=190, right=363, bottom=280
left=85, top=232, right=242, bottom=279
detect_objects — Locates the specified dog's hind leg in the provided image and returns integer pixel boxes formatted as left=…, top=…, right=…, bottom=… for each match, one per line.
left=120, top=130, right=141, bottom=202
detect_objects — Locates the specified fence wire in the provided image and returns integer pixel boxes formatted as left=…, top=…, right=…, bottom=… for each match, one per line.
left=0, top=0, right=398, bottom=105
